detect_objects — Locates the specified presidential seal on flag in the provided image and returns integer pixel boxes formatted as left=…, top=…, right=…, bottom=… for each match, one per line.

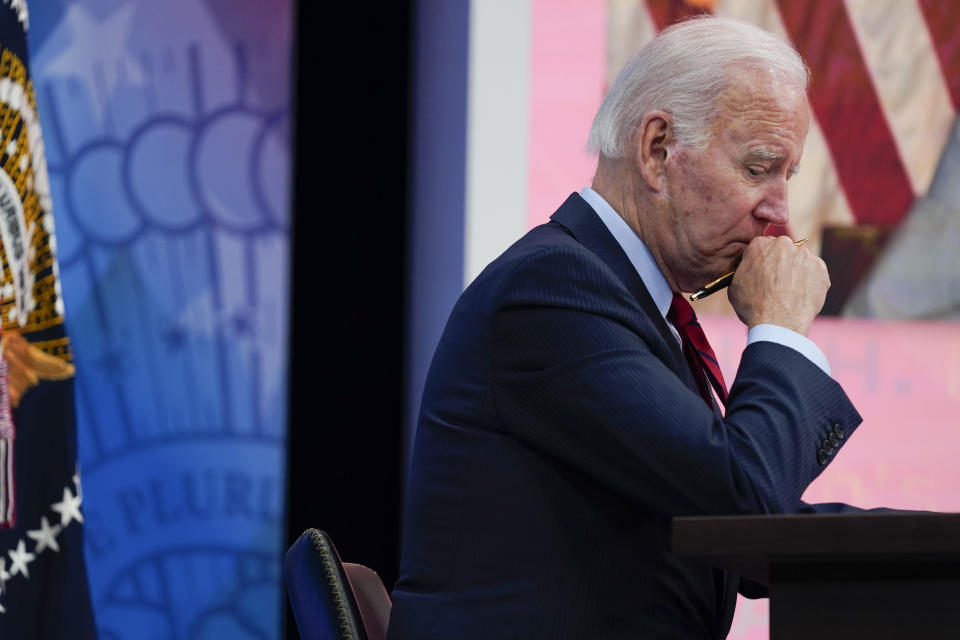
left=0, top=1, right=96, bottom=637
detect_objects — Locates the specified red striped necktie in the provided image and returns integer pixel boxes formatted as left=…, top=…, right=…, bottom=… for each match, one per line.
left=667, top=293, right=728, bottom=407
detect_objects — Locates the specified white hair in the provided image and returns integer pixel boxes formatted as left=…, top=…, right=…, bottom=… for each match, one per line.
left=587, top=16, right=809, bottom=158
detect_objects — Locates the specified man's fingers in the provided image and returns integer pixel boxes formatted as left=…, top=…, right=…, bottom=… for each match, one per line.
left=742, top=234, right=773, bottom=262
left=729, top=234, right=832, bottom=335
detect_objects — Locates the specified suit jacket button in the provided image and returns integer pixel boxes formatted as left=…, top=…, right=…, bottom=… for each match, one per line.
left=817, top=449, right=829, bottom=465
left=832, top=423, right=845, bottom=438
left=822, top=438, right=833, bottom=452
left=829, top=433, right=841, bottom=448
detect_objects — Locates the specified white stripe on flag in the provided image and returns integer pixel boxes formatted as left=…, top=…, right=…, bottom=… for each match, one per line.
left=606, top=0, right=657, bottom=83
left=844, top=0, right=955, bottom=196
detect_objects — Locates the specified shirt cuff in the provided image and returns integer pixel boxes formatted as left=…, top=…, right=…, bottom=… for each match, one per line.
left=746, top=324, right=831, bottom=376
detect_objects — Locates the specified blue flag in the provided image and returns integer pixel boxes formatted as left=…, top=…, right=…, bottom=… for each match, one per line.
left=0, top=2, right=96, bottom=636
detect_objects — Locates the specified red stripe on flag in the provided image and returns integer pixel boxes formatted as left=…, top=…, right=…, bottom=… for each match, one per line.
left=645, top=0, right=711, bottom=32
left=776, top=0, right=913, bottom=227
left=918, top=0, right=960, bottom=110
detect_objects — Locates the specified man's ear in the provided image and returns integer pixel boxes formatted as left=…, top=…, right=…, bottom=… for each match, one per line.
left=635, top=111, right=673, bottom=192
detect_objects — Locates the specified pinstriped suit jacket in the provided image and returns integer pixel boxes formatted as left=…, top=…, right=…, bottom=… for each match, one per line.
left=388, top=193, right=862, bottom=639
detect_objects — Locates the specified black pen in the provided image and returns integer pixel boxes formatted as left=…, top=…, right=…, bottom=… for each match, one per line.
left=689, top=238, right=808, bottom=301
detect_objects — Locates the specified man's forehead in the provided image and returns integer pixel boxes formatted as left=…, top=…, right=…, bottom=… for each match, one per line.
left=723, top=63, right=806, bottom=98
left=711, top=78, right=809, bottom=144
left=713, top=64, right=807, bottom=113
left=715, top=78, right=807, bottom=118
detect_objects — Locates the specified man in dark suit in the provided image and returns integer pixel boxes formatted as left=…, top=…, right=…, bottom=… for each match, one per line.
left=389, top=16, right=862, bottom=639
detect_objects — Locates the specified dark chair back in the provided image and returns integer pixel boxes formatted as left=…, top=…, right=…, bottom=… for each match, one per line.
left=285, top=529, right=391, bottom=640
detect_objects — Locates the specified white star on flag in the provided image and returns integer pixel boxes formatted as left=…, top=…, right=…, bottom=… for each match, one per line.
left=8, top=540, right=35, bottom=578
left=27, top=516, right=62, bottom=553
left=51, top=486, right=83, bottom=526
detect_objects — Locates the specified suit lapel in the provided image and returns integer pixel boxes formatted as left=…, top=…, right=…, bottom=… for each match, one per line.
left=552, top=193, right=734, bottom=626
left=549, top=193, right=688, bottom=377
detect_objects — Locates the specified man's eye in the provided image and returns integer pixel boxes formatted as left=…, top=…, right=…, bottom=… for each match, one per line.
left=747, top=166, right=766, bottom=176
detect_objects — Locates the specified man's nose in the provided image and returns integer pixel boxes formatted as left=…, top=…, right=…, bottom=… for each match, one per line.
left=753, top=180, right=789, bottom=226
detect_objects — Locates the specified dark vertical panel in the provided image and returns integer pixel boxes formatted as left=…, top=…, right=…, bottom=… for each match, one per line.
left=286, top=0, right=411, bottom=637
left=405, top=0, right=470, bottom=478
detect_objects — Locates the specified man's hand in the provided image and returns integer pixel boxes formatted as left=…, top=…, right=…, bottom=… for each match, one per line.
left=727, top=235, right=830, bottom=336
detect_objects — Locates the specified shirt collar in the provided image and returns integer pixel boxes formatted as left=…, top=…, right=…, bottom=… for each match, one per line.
left=578, top=186, right=673, bottom=320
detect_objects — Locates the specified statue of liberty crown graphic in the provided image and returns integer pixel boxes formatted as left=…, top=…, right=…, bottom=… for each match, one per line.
left=6, top=0, right=295, bottom=637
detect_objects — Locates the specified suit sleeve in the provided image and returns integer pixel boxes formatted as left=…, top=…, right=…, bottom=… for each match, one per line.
left=489, top=247, right=862, bottom=518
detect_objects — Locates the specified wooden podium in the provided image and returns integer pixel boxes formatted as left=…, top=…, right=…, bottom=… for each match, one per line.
left=673, top=513, right=960, bottom=639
